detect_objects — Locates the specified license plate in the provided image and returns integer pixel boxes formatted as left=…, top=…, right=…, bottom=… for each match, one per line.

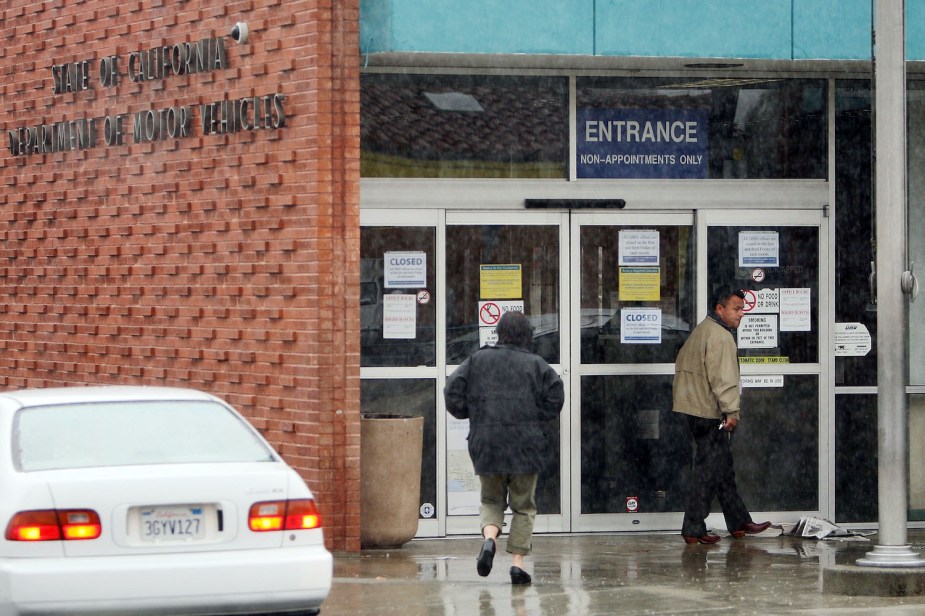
left=138, top=506, right=206, bottom=541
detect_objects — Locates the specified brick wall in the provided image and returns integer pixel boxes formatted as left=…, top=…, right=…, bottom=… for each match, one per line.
left=0, top=0, right=361, bottom=551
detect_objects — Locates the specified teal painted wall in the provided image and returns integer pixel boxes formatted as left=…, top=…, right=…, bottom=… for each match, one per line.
left=360, top=0, right=925, bottom=62
left=595, top=1, right=791, bottom=59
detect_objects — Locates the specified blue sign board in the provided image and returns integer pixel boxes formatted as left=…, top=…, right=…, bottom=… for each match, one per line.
left=577, top=108, right=709, bottom=179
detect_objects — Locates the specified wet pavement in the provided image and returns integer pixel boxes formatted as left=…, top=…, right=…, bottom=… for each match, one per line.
left=322, top=530, right=925, bottom=615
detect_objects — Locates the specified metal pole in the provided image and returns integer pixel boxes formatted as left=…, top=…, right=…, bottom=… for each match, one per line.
left=858, top=0, right=924, bottom=567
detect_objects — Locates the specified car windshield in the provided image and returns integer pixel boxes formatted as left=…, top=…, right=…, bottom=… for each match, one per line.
left=13, top=400, right=276, bottom=471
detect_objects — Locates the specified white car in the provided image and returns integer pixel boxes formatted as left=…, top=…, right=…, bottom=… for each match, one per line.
left=0, top=386, right=332, bottom=615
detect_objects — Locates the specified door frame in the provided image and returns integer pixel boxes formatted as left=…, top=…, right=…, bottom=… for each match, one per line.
left=443, top=209, right=572, bottom=536
left=568, top=207, right=829, bottom=533
left=697, top=208, right=830, bottom=532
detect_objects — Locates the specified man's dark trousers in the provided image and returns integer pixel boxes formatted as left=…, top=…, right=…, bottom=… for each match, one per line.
left=681, top=415, right=752, bottom=537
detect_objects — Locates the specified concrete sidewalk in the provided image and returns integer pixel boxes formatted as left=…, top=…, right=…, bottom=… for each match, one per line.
left=321, top=530, right=925, bottom=615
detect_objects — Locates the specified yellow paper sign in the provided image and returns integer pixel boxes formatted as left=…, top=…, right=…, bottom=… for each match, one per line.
left=738, top=357, right=790, bottom=364
left=479, top=264, right=522, bottom=299
left=619, top=266, right=661, bottom=301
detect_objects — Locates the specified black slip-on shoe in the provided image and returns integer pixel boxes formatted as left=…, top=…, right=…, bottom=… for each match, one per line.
left=510, top=566, right=532, bottom=585
left=476, top=538, right=496, bottom=577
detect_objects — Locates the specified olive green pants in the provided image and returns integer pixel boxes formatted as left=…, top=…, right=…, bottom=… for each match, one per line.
left=478, top=473, right=538, bottom=555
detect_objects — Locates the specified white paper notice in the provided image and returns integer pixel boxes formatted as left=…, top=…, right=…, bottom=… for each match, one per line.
left=834, top=322, right=872, bottom=356
left=739, top=231, right=780, bottom=267
left=737, top=314, right=778, bottom=348
left=384, top=251, right=427, bottom=288
left=620, top=307, right=662, bottom=344
left=382, top=294, right=416, bottom=339
left=619, top=229, right=660, bottom=266
left=779, top=288, right=811, bottom=331
left=741, top=375, right=785, bottom=388
left=447, top=416, right=480, bottom=515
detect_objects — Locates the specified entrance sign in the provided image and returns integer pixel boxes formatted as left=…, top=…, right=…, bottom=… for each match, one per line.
left=576, top=108, right=709, bottom=179
left=384, top=251, right=426, bottom=288
left=739, top=231, right=780, bottom=267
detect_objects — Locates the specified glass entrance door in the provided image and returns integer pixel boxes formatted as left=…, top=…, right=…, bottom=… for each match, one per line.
left=699, top=210, right=825, bottom=527
left=429, top=207, right=825, bottom=536
left=571, top=209, right=826, bottom=532
left=444, top=211, right=569, bottom=534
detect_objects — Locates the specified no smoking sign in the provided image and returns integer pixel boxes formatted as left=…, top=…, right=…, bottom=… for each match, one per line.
left=477, top=301, right=524, bottom=326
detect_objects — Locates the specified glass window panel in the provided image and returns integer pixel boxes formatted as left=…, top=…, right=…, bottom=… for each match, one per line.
left=361, top=74, right=568, bottom=178
left=834, top=80, right=876, bottom=387
left=580, top=375, right=690, bottom=514
left=361, top=379, right=437, bottom=519
left=361, top=227, right=436, bottom=367
left=581, top=374, right=818, bottom=515
left=445, top=225, right=560, bottom=365
left=579, top=225, right=694, bottom=364
left=835, top=394, right=877, bottom=524
left=576, top=77, right=827, bottom=180
left=732, top=375, right=818, bottom=511
left=707, top=226, right=819, bottom=363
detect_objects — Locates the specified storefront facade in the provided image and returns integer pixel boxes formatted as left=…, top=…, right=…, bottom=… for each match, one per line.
left=1, top=1, right=361, bottom=551
left=359, top=2, right=925, bottom=538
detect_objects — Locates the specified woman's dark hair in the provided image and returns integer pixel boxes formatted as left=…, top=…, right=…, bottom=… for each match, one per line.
left=496, top=311, right=533, bottom=348
left=712, top=284, right=745, bottom=309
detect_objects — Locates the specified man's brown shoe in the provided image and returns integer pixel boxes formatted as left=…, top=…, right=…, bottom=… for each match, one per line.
left=730, top=521, right=771, bottom=538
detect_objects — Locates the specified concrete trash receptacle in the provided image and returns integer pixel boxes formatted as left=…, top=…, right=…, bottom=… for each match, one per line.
left=360, top=414, right=423, bottom=549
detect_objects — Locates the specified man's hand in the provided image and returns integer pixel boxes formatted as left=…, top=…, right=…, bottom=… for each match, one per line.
left=723, top=417, right=738, bottom=431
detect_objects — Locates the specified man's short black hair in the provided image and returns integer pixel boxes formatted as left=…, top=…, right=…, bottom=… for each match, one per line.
left=712, top=285, right=746, bottom=309
left=496, top=311, right=533, bottom=348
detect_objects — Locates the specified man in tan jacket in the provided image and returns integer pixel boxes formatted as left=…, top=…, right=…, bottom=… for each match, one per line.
left=673, top=285, right=770, bottom=544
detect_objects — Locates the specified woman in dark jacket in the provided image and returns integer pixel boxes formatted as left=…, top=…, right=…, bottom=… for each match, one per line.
left=444, top=311, right=564, bottom=585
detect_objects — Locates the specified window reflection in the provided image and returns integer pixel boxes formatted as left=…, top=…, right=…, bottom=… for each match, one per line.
left=707, top=226, right=819, bottom=363
left=361, top=227, right=436, bottom=367
left=834, top=81, right=876, bottom=386
left=579, top=225, right=694, bottom=364
left=361, top=74, right=568, bottom=178
left=835, top=394, right=876, bottom=523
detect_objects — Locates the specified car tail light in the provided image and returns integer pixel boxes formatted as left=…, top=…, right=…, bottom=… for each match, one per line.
left=5, top=509, right=101, bottom=541
left=249, top=499, right=322, bottom=532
